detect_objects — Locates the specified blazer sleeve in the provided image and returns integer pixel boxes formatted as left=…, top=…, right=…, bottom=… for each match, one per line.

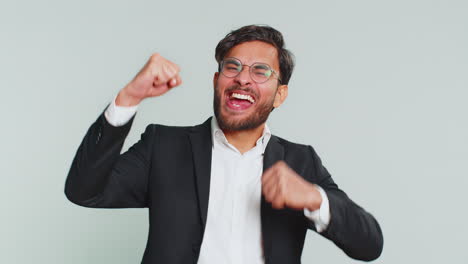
left=64, top=113, right=154, bottom=208
left=308, top=146, right=384, bottom=261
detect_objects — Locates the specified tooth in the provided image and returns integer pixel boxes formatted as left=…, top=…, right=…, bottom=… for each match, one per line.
left=230, top=93, right=255, bottom=103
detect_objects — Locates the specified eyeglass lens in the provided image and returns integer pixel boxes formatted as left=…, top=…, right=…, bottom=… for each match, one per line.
left=222, top=58, right=273, bottom=83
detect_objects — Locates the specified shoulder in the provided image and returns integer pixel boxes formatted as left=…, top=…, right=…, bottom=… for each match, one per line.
left=143, top=117, right=212, bottom=137
left=272, top=135, right=323, bottom=166
left=273, top=135, right=315, bottom=154
left=271, top=135, right=329, bottom=181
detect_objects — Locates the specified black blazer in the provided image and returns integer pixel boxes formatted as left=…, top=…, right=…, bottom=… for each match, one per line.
left=65, top=114, right=383, bottom=264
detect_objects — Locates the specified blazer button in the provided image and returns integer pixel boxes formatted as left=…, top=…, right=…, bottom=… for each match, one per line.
left=95, top=127, right=102, bottom=144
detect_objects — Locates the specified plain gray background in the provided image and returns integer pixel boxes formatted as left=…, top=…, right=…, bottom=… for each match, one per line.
left=1, top=0, right=467, bottom=263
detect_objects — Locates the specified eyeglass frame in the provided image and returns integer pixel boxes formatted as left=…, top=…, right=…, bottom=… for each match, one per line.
left=218, top=57, right=282, bottom=84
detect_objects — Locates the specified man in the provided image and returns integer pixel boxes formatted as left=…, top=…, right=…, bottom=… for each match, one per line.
left=65, top=25, right=383, bottom=263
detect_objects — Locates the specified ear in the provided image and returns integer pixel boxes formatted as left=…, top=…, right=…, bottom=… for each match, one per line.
left=273, top=84, right=288, bottom=108
left=213, top=72, right=219, bottom=88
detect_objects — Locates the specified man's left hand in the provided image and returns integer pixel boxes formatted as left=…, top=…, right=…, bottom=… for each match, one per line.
left=262, top=161, right=322, bottom=211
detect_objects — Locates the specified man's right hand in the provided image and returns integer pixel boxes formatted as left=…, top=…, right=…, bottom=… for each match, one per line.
left=116, top=53, right=182, bottom=106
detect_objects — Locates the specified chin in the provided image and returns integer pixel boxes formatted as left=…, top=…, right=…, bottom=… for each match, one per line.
left=213, top=84, right=274, bottom=132
left=215, top=105, right=270, bottom=132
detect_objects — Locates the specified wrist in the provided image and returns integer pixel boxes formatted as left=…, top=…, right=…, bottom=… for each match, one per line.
left=305, top=184, right=323, bottom=211
left=116, top=87, right=143, bottom=107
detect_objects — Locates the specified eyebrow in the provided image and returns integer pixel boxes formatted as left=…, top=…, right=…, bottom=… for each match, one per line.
left=226, top=57, right=272, bottom=67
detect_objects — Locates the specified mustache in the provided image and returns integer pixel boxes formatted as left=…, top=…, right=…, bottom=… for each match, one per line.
left=225, top=85, right=258, bottom=98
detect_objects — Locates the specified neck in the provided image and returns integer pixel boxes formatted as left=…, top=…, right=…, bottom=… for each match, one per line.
left=223, top=124, right=266, bottom=154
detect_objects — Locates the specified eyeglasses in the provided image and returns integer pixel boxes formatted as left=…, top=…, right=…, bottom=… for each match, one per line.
left=219, top=57, right=281, bottom=84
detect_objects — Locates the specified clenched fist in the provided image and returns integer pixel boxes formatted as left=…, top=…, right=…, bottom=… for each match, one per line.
left=116, top=53, right=182, bottom=106
left=262, top=161, right=323, bottom=211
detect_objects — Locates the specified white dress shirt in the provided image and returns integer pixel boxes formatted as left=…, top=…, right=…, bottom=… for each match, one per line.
left=104, top=98, right=330, bottom=263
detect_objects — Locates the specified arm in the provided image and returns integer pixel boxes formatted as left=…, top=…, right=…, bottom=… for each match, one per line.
left=262, top=149, right=383, bottom=261
left=64, top=112, right=153, bottom=208
left=310, top=146, right=384, bottom=261
left=65, top=53, right=182, bottom=208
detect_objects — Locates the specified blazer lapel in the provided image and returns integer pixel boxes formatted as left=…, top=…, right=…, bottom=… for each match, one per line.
left=188, top=118, right=213, bottom=227
left=261, top=136, right=285, bottom=262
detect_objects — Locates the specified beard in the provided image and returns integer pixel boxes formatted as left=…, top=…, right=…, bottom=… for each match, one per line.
left=213, top=84, right=275, bottom=132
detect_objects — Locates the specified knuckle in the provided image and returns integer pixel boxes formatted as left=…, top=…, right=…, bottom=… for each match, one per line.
left=277, top=186, right=283, bottom=195
left=172, top=63, right=180, bottom=72
left=150, top=53, right=160, bottom=60
left=271, top=165, right=279, bottom=173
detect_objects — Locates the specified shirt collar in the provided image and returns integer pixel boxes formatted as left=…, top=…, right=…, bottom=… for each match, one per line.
left=211, top=116, right=272, bottom=154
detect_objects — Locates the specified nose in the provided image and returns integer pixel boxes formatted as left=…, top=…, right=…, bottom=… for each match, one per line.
left=234, top=66, right=252, bottom=86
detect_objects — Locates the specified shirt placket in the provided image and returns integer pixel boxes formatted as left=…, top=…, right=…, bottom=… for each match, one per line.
left=229, top=151, right=241, bottom=264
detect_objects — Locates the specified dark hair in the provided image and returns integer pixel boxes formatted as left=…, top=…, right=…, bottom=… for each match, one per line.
left=215, top=25, right=295, bottom=85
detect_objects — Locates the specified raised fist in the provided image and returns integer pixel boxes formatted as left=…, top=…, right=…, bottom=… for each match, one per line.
left=116, top=53, right=182, bottom=106
left=262, top=161, right=322, bottom=211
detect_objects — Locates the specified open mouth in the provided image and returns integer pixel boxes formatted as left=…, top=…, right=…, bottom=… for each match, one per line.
left=226, top=91, right=256, bottom=111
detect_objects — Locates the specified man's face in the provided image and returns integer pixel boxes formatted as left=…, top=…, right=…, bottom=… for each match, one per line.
left=213, top=41, right=288, bottom=131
